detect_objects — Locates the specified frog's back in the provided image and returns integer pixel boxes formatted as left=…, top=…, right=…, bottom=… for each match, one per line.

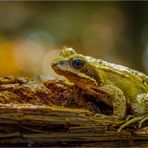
left=86, top=56, right=148, bottom=90
left=107, top=62, right=148, bottom=88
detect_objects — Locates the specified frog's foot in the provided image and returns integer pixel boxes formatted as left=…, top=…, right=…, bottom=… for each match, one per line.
left=117, top=114, right=148, bottom=132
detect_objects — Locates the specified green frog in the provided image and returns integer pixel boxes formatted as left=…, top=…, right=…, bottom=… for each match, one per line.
left=51, top=47, right=148, bottom=132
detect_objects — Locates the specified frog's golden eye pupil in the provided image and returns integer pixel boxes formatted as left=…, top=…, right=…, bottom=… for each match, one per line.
left=72, top=58, right=84, bottom=69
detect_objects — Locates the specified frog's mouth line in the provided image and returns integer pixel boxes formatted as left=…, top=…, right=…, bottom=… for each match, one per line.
left=53, top=66, right=110, bottom=98
left=53, top=66, right=98, bottom=89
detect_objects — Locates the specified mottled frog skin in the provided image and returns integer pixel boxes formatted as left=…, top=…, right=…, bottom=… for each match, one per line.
left=52, top=47, right=148, bottom=131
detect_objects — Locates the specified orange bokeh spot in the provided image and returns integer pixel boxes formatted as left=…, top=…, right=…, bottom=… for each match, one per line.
left=0, top=41, right=20, bottom=76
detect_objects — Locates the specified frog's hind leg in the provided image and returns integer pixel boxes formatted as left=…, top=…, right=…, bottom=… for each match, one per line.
left=131, top=93, right=148, bottom=115
left=118, top=93, right=148, bottom=132
left=117, top=114, right=148, bottom=132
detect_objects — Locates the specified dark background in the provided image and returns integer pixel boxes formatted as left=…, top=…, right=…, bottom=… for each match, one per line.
left=0, top=2, right=147, bottom=77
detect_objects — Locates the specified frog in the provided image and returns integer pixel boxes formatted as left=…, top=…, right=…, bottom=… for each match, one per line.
left=51, top=46, right=148, bottom=132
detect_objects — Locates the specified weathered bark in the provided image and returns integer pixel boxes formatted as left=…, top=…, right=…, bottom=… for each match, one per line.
left=0, top=76, right=147, bottom=147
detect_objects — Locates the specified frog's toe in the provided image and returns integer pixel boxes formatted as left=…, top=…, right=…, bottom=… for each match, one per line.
left=125, top=115, right=134, bottom=121
left=117, top=115, right=144, bottom=132
left=138, top=115, right=148, bottom=128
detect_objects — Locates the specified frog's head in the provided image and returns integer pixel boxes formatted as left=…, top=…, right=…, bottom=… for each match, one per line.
left=51, top=47, right=99, bottom=89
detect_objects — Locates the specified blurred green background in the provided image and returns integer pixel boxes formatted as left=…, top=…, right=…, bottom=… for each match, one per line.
left=0, top=1, right=148, bottom=77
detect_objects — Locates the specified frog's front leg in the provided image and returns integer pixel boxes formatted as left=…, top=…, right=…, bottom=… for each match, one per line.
left=94, top=84, right=127, bottom=119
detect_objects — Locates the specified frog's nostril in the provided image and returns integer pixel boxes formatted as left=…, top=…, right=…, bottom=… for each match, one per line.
left=51, top=60, right=66, bottom=69
left=59, top=61, right=66, bottom=65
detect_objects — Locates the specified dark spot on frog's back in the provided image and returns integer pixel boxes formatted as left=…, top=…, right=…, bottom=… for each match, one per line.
left=142, top=79, right=148, bottom=85
left=98, top=59, right=103, bottom=64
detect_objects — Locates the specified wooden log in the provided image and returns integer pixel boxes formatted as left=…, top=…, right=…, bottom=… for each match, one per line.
left=0, top=76, right=147, bottom=147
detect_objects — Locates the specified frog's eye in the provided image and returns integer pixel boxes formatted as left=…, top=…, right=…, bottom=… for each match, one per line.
left=71, top=57, right=84, bottom=69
